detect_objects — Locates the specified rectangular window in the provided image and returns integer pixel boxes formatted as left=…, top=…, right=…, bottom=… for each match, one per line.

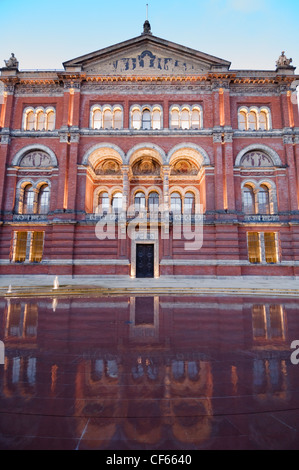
left=247, top=232, right=279, bottom=264
left=12, top=231, right=45, bottom=263
left=247, top=232, right=261, bottom=263
left=264, top=232, right=278, bottom=263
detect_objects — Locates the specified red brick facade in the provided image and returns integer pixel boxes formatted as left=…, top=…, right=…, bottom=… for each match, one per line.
left=0, top=28, right=299, bottom=277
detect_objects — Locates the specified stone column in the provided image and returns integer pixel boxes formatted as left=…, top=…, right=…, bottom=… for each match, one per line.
left=213, top=133, right=224, bottom=212
left=223, top=132, right=235, bottom=212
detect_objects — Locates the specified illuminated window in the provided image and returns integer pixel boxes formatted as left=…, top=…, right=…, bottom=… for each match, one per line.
left=37, top=185, right=50, bottom=214
left=171, top=192, right=182, bottom=213
left=152, top=109, right=162, bottom=129
left=114, top=109, right=123, bottom=129
left=37, top=111, right=46, bottom=130
left=92, top=109, right=102, bottom=129
left=12, top=231, right=45, bottom=263
left=258, top=185, right=270, bottom=214
left=103, top=109, right=113, bottom=129
left=132, top=109, right=142, bottom=129
left=131, top=106, right=163, bottom=130
left=170, top=105, right=202, bottom=130
left=46, top=111, right=55, bottom=131
left=247, top=232, right=261, bottom=263
left=243, top=186, right=255, bottom=214
left=23, top=107, right=55, bottom=131
left=26, top=111, right=35, bottom=131
left=264, top=232, right=278, bottom=263
left=238, top=107, right=271, bottom=131
left=247, top=232, right=279, bottom=264
left=248, top=111, right=258, bottom=130
left=23, top=185, right=35, bottom=214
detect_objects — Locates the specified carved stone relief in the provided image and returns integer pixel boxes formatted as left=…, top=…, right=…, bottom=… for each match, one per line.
left=132, top=158, right=161, bottom=176
left=95, top=159, right=121, bottom=175
left=240, top=151, right=274, bottom=167
left=171, top=159, right=199, bottom=175
left=85, top=49, right=207, bottom=76
left=19, top=151, right=52, bottom=167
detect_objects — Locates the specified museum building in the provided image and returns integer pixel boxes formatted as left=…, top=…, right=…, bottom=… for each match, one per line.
left=0, top=21, right=299, bottom=278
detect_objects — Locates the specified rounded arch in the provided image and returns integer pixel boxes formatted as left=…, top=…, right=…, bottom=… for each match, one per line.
left=82, top=143, right=125, bottom=167
left=126, top=143, right=166, bottom=166
left=235, top=144, right=282, bottom=167
left=167, top=143, right=211, bottom=166
left=12, top=145, right=58, bottom=167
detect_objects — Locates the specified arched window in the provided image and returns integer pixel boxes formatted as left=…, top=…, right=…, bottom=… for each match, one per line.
left=170, top=108, right=180, bottom=129
left=243, top=186, right=255, bottom=214
left=37, top=185, right=50, bottom=214
left=191, top=108, right=201, bottom=129
left=23, top=185, right=35, bottom=214
left=259, top=111, right=268, bottom=131
left=238, top=110, right=247, bottom=131
left=148, top=192, right=159, bottom=212
left=248, top=111, right=257, bottom=130
left=171, top=192, right=182, bottom=214
left=103, top=109, right=113, bottom=129
left=181, top=109, right=190, bottom=129
left=92, top=109, right=102, bottom=129
left=46, top=111, right=55, bottom=131
left=26, top=111, right=35, bottom=131
left=98, top=191, right=109, bottom=213
left=112, top=192, right=123, bottom=213
left=36, top=111, right=45, bottom=131
left=258, top=185, right=270, bottom=214
left=134, top=192, right=146, bottom=212
left=114, top=109, right=123, bottom=129
left=132, top=109, right=142, bottom=130
left=142, top=109, right=151, bottom=130
left=184, top=192, right=195, bottom=214
left=152, top=109, right=162, bottom=130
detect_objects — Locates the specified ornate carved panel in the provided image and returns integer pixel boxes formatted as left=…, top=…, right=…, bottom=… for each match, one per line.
left=240, top=151, right=274, bottom=168
left=132, top=158, right=161, bottom=176
left=171, top=159, right=199, bottom=175
left=95, top=159, right=121, bottom=175
left=19, top=151, right=52, bottom=168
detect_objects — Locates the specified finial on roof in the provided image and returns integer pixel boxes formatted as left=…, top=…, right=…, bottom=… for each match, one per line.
left=142, top=4, right=152, bottom=35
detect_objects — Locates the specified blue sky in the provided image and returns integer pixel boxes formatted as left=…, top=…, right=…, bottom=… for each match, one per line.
left=0, top=0, right=299, bottom=71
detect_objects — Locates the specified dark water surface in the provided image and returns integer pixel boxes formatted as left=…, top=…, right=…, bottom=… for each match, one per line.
left=1, top=294, right=299, bottom=450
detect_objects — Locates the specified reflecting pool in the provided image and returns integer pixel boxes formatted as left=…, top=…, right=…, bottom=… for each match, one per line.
left=0, top=295, right=299, bottom=450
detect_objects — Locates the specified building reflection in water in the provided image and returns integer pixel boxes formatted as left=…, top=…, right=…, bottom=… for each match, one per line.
left=0, top=295, right=298, bottom=449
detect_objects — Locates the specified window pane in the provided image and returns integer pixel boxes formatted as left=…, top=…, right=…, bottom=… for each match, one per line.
left=114, top=110, right=122, bottom=129
left=191, top=109, right=200, bottom=129
left=47, top=111, right=55, bottom=131
left=152, top=110, right=161, bottom=129
left=259, top=111, right=268, bottom=130
left=30, top=232, right=44, bottom=263
left=103, top=110, right=113, bottom=129
left=98, top=192, right=109, bottom=212
left=238, top=111, right=247, bottom=131
left=243, top=187, right=255, bottom=214
left=142, top=110, right=151, bottom=130
left=26, top=111, right=35, bottom=131
left=23, top=185, right=35, bottom=214
left=14, top=232, right=28, bottom=262
left=248, top=232, right=261, bottom=263
left=258, top=186, right=270, bottom=214
left=93, top=110, right=102, bottom=129
left=112, top=192, right=122, bottom=213
left=132, top=110, right=141, bottom=130
left=184, top=192, right=195, bottom=214
left=148, top=192, right=159, bottom=212
left=36, top=112, right=45, bottom=131
left=171, top=109, right=180, bottom=129
left=38, top=185, right=50, bottom=214
left=134, top=192, right=146, bottom=211
left=264, top=232, right=278, bottom=263
left=248, top=111, right=257, bottom=130
left=252, top=305, right=266, bottom=339
left=181, top=109, right=190, bottom=129
left=171, top=192, right=182, bottom=213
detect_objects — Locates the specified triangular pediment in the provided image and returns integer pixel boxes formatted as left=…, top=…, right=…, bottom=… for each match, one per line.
left=63, top=33, right=231, bottom=76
